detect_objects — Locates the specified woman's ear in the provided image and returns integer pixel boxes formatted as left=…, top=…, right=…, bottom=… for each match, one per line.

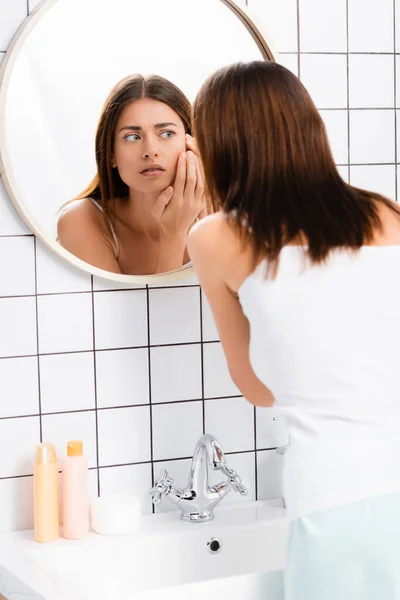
left=111, top=155, right=117, bottom=168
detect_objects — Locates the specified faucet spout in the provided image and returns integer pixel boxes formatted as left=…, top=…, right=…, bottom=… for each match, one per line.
left=188, top=434, right=226, bottom=495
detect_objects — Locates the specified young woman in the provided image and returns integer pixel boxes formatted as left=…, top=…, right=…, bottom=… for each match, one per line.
left=188, top=60, right=400, bottom=598
left=57, top=74, right=208, bottom=275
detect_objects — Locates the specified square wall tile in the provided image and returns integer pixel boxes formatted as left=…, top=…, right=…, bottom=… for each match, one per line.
left=203, top=342, right=240, bottom=399
left=299, top=0, right=347, bottom=52
left=319, top=110, right=349, bottom=165
left=256, top=407, right=290, bottom=450
left=99, top=463, right=153, bottom=515
left=96, top=348, right=149, bottom=408
left=0, top=356, right=39, bottom=418
left=257, top=450, right=284, bottom=500
left=349, top=0, right=394, bottom=52
left=350, top=110, right=395, bottom=164
left=150, top=344, right=202, bottom=403
left=208, top=452, right=256, bottom=505
left=0, top=237, right=35, bottom=297
left=350, top=165, right=396, bottom=201
left=0, top=179, right=29, bottom=235
left=396, top=57, right=400, bottom=109
left=153, top=458, right=191, bottom=513
left=149, top=287, right=200, bottom=345
left=0, top=416, right=40, bottom=477
left=41, top=411, right=98, bottom=468
left=152, top=401, right=203, bottom=461
left=0, top=296, right=37, bottom=357
left=94, top=290, right=147, bottom=349
left=97, top=406, right=151, bottom=467
left=39, top=352, right=95, bottom=413
left=276, top=53, right=299, bottom=77
left=37, top=293, right=93, bottom=354
left=0, top=0, right=27, bottom=50
left=300, top=54, right=347, bottom=109
left=250, top=0, right=298, bottom=53
left=35, top=241, right=91, bottom=295
left=205, top=398, right=254, bottom=452
left=349, top=55, right=394, bottom=109
left=0, top=476, right=34, bottom=533
left=202, top=294, right=219, bottom=341
left=205, top=398, right=254, bottom=453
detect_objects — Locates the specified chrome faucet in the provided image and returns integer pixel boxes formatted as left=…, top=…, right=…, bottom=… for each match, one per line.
left=149, top=434, right=248, bottom=523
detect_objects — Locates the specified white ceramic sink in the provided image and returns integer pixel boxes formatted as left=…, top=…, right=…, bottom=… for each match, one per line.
left=0, top=499, right=289, bottom=600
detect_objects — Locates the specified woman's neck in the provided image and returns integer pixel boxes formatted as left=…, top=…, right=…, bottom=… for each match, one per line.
left=115, top=189, right=161, bottom=236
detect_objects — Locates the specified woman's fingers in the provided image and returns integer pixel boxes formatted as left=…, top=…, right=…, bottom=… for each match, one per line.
left=172, top=152, right=186, bottom=200
left=184, top=151, right=197, bottom=199
left=185, top=133, right=198, bottom=154
left=192, top=154, right=205, bottom=201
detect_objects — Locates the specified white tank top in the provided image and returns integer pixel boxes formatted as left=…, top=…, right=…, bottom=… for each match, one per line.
left=89, top=198, right=120, bottom=259
left=238, top=245, right=400, bottom=515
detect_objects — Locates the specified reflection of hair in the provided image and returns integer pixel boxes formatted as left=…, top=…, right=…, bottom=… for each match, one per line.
left=193, top=60, right=400, bottom=270
left=72, top=74, right=192, bottom=221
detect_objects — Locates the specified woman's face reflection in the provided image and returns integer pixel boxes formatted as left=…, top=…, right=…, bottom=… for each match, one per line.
left=112, top=98, right=187, bottom=195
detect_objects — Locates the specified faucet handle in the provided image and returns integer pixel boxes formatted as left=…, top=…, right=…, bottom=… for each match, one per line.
left=149, top=469, right=174, bottom=505
left=220, top=464, right=248, bottom=496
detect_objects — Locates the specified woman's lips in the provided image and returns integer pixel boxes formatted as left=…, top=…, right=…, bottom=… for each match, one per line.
left=140, top=169, right=165, bottom=177
left=140, top=165, right=166, bottom=177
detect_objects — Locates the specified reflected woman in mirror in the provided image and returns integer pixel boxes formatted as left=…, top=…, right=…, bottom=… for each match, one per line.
left=57, top=74, right=209, bottom=274
left=188, top=60, right=400, bottom=598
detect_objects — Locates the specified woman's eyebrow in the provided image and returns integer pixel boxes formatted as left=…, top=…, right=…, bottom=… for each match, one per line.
left=154, top=122, right=178, bottom=128
left=119, top=122, right=178, bottom=133
left=119, top=125, right=142, bottom=132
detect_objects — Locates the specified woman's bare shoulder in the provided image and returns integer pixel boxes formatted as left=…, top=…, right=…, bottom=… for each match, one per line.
left=188, top=211, right=241, bottom=255
left=58, top=197, right=101, bottom=221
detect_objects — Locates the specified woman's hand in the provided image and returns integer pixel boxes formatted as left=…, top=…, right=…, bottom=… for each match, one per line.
left=152, top=150, right=205, bottom=237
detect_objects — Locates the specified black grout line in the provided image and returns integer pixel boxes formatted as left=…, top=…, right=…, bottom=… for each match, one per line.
left=0, top=285, right=199, bottom=298
left=0, top=233, right=33, bottom=238
left=26, top=0, right=29, bottom=16
left=90, top=275, right=101, bottom=497
left=145, top=285, right=155, bottom=514
left=33, top=238, right=43, bottom=443
left=0, top=339, right=224, bottom=361
left=199, top=288, right=206, bottom=435
left=394, top=0, right=398, bottom=201
left=0, top=395, right=246, bottom=421
left=0, top=446, right=280, bottom=482
left=280, top=51, right=400, bottom=55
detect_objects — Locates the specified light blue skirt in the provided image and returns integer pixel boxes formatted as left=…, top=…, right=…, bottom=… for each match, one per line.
left=284, top=490, right=400, bottom=599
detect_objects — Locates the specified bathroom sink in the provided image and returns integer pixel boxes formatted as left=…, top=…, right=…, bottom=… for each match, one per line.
left=0, top=499, right=288, bottom=600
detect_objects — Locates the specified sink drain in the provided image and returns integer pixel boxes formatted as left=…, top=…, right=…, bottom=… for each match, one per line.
left=207, top=538, right=221, bottom=554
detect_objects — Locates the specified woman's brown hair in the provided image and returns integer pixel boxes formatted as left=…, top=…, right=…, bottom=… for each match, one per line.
left=69, top=74, right=192, bottom=220
left=193, top=60, right=400, bottom=268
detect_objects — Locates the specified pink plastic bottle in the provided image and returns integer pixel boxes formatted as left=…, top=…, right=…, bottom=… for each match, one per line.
left=62, top=440, right=89, bottom=540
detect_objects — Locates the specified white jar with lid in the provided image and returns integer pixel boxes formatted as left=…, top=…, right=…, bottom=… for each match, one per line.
left=90, top=494, right=141, bottom=535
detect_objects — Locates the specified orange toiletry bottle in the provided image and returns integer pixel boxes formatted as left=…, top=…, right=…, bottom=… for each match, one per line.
left=33, top=442, right=60, bottom=543
left=62, top=440, right=89, bottom=540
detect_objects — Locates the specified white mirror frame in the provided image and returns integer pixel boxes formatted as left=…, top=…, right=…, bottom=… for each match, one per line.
left=0, top=0, right=276, bottom=285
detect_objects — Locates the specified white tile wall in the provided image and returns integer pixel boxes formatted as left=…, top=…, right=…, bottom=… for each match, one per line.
left=0, top=0, right=398, bottom=533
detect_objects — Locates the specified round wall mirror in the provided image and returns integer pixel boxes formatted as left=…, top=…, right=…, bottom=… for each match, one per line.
left=0, top=0, right=275, bottom=284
